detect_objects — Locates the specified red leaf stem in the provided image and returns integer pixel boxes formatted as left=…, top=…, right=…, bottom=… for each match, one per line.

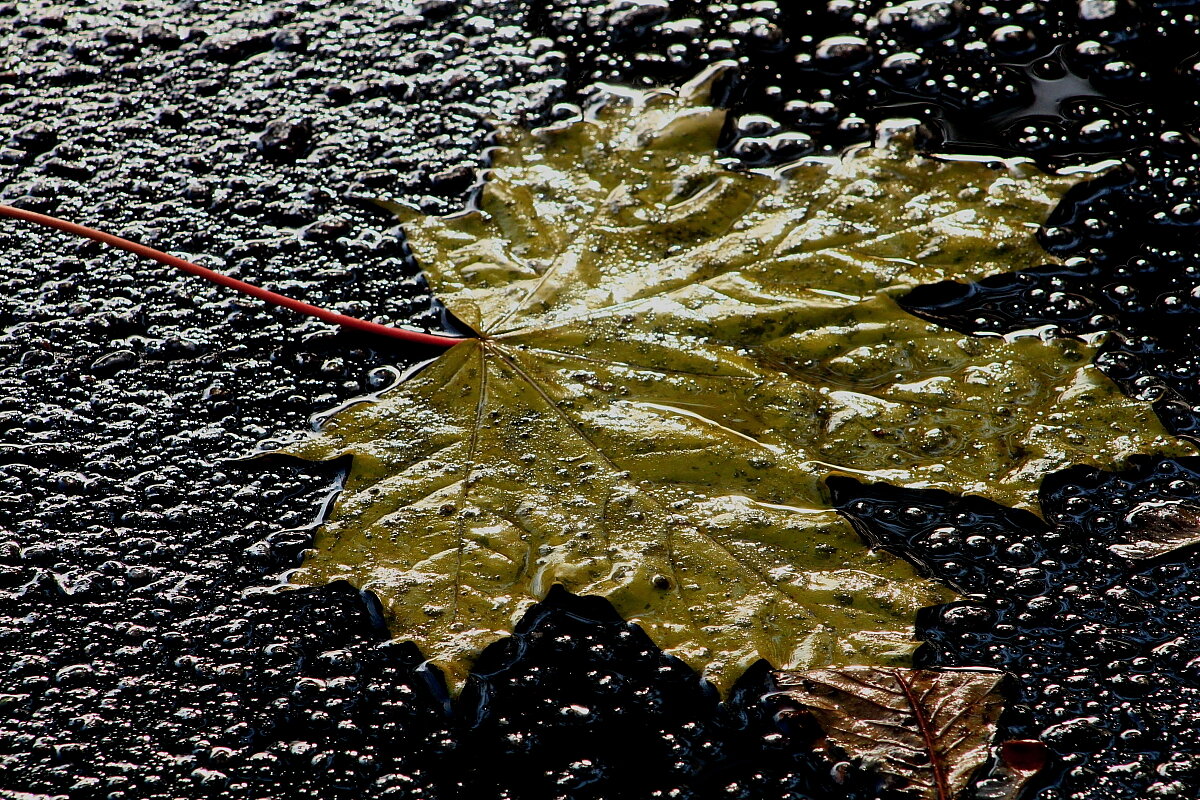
left=0, top=203, right=466, bottom=348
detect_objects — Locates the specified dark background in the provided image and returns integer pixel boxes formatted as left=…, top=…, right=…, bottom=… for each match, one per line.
left=4, top=1, right=1200, bottom=798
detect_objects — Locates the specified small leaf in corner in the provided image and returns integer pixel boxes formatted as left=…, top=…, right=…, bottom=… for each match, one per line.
left=770, top=666, right=1012, bottom=800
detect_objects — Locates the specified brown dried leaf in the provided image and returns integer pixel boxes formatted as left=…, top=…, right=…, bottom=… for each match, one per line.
left=1109, top=501, right=1200, bottom=561
left=773, top=666, right=1007, bottom=800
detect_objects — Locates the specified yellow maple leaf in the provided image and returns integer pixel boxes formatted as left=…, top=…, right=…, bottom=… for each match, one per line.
left=284, top=65, right=1192, bottom=692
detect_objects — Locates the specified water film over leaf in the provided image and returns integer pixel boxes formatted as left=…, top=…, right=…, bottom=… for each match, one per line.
left=285, top=65, right=1192, bottom=691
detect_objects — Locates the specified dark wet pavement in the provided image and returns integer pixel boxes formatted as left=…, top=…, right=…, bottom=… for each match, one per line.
left=5, top=1, right=1200, bottom=798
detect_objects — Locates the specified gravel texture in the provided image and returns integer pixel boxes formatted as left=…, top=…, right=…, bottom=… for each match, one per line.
left=0, top=1, right=554, bottom=796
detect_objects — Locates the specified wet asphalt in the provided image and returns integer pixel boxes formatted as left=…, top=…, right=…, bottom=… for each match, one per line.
left=6, top=1, right=1200, bottom=799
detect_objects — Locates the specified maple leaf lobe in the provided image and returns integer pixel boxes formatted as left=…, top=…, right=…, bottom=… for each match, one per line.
left=286, top=66, right=1192, bottom=692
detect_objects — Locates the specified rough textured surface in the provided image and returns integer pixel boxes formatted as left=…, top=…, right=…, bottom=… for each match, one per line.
left=0, top=1, right=545, bottom=796
left=4, top=1, right=1200, bottom=799
left=535, top=0, right=1200, bottom=165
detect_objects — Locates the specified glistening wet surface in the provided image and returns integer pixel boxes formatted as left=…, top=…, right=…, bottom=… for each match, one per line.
left=4, top=1, right=1200, bottom=798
